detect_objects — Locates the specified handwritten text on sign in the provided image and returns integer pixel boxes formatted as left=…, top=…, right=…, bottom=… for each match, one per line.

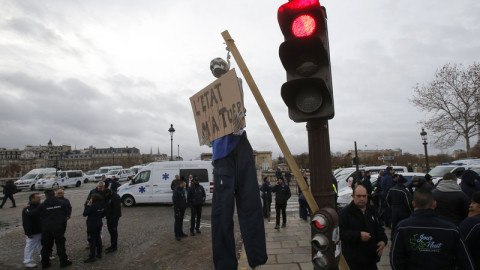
left=190, top=69, right=246, bottom=145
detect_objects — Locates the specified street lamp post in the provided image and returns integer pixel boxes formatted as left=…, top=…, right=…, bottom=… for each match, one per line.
left=168, top=124, right=175, bottom=161
left=420, top=128, right=430, bottom=172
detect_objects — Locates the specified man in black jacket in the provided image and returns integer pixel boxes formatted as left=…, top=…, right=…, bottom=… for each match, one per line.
left=260, top=177, right=272, bottom=219
left=173, top=180, right=187, bottom=241
left=0, top=179, right=17, bottom=208
left=339, top=185, right=387, bottom=270
left=104, top=189, right=122, bottom=253
left=459, top=191, right=480, bottom=270
left=22, top=193, right=42, bottom=268
left=390, top=188, right=474, bottom=270
left=432, top=172, right=469, bottom=225
left=188, top=177, right=206, bottom=236
left=386, top=175, right=413, bottom=235
left=272, top=178, right=291, bottom=230
left=83, top=193, right=105, bottom=263
left=29, top=189, right=72, bottom=268
left=110, top=176, right=121, bottom=193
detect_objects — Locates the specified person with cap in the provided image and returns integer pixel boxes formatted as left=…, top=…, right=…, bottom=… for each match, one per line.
left=390, top=188, right=474, bottom=270
left=460, top=170, right=480, bottom=199
left=187, top=176, right=206, bottom=236
left=407, top=175, right=432, bottom=194
left=272, top=177, right=291, bottom=229
left=459, top=191, right=480, bottom=269
left=173, top=180, right=188, bottom=241
left=386, top=175, right=413, bottom=238
left=432, top=172, right=469, bottom=225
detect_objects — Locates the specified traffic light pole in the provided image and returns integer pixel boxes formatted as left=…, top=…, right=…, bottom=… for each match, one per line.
left=307, top=119, right=335, bottom=210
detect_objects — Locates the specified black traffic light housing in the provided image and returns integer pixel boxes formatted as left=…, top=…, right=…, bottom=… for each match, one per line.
left=311, top=207, right=340, bottom=270
left=278, top=0, right=334, bottom=122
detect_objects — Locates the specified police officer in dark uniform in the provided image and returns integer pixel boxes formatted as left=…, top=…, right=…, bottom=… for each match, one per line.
left=173, top=180, right=187, bottom=241
left=83, top=193, right=105, bottom=263
left=386, top=175, right=413, bottom=237
left=28, top=189, right=72, bottom=268
left=104, top=189, right=121, bottom=253
left=188, top=177, right=206, bottom=236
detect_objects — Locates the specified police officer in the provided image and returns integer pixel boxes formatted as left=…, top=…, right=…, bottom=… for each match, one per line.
left=386, top=175, right=413, bottom=237
left=188, top=177, right=206, bottom=236
left=104, top=189, right=121, bottom=253
left=272, top=177, right=291, bottom=229
left=173, top=180, right=187, bottom=241
left=260, top=177, right=272, bottom=219
left=28, top=189, right=72, bottom=268
left=83, top=193, right=105, bottom=263
left=110, top=175, right=121, bottom=193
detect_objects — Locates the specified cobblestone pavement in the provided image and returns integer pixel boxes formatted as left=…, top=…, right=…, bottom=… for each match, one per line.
left=0, top=183, right=239, bottom=270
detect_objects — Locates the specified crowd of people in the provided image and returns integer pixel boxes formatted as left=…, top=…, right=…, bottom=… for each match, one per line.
left=16, top=175, right=122, bottom=269
left=340, top=166, right=480, bottom=269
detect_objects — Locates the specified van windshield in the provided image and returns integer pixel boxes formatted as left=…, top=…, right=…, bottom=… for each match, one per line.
left=98, top=169, right=109, bottom=174
left=429, top=166, right=456, bottom=178
left=22, top=174, right=37, bottom=180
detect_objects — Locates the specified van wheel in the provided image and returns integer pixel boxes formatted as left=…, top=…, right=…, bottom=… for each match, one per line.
left=31, top=185, right=35, bottom=191
left=122, top=195, right=135, bottom=207
left=76, top=181, right=81, bottom=187
left=53, top=183, right=59, bottom=189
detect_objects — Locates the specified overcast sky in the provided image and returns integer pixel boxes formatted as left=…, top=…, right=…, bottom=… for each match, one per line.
left=1, top=0, right=479, bottom=161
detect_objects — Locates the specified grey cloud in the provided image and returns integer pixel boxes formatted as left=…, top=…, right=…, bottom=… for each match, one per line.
left=4, top=17, right=59, bottom=43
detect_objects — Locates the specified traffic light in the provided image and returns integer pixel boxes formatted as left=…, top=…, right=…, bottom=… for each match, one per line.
left=311, top=208, right=340, bottom=270
left=278, top=0, right=334, bottom=122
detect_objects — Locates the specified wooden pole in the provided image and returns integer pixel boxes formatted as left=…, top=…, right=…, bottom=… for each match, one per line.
left=221, top=30, right=319, bottom=214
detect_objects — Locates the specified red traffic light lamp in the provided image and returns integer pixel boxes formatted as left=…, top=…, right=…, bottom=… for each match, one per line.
left=311, top=208, right=339, bottom=270
left=278, top=0, right=334, bottom=122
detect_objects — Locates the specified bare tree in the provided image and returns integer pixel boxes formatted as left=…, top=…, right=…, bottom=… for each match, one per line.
left=411, top=63, right=480, bottom=157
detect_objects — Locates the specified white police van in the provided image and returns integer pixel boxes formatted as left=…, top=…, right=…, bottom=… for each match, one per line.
left=93, top=166, right=123, bottom=182
left=36, top=170, right=84, bottom=189
left=118, top=161, right=214, bottom=207
left=15, top=168, right=56, bottom=191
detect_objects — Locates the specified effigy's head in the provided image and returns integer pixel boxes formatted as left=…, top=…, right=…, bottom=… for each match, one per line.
left=210, top=57, right=230, bottom=78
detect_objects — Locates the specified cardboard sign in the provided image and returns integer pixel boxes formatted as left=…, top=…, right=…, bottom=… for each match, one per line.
left=190, top=69, right=246, bottom=146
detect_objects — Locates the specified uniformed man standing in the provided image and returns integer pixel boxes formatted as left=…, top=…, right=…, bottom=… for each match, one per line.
left=104, top=189, right=122, bottom=253
left=29, top=189, right=72, bottom=268
left=188, top=177, right=206, bottom=236
left=173, top=180, right=188, bottom=241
